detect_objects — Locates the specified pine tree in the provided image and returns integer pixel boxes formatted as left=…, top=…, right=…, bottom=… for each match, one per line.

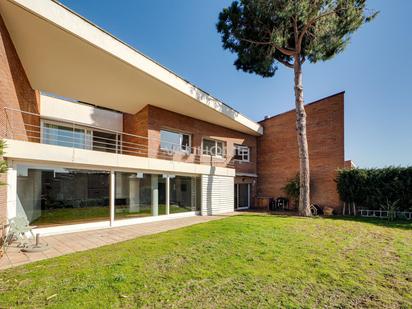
left=217, top=0, right=377, bottom=215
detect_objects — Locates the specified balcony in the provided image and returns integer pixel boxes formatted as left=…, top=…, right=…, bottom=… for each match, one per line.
left=2, top=107, right=237, bottom=169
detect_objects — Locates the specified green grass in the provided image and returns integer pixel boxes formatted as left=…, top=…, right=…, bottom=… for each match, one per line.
left=1, top=215, right=411, bottom=308
left=32, top=204, right=191, bottom=226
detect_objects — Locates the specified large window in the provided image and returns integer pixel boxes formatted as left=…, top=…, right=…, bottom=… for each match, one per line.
left=234, top=145, right=250, bottom=162
left=42, top=120, right=119, bottom=153
left=202, top=138, right=225, bottom=157
left=160, top=130, right=191, bottom=153
left=17, top=165, right=110, bottom=226
left=170, top=176, right=200, bottom=213
left=15, top=164, right=201, bottom=227
left=42, top=122, right=92, bottom=149
left=157, top=175, right=200, bottom=214
left=115, top=172, right=153, bottom=219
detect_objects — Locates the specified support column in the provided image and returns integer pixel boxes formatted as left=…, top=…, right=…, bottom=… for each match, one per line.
left=129, top=178, right=140, bottom=213
left=110, top=170, right=115, bottom=226
left=191, top=177, right=196, bottom=211
left=151, top=174, right=158, bottom=216
left=165, top=176, right=170, bottom=215
left=6, top=164, right=17, bottom=220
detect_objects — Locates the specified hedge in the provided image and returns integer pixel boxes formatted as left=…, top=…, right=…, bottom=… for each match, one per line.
left=336, top=167, right=412, bottom=211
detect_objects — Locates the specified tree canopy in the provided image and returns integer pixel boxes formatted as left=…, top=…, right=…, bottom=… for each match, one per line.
left=216, top=0, right=377, bottom=76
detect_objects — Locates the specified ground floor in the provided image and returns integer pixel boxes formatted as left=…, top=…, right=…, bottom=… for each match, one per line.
left=3, top=156, right=244, bottom=235
left=13, top=162, right=201, bottom=226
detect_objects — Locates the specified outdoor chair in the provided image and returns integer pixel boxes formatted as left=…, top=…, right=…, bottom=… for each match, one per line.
left=2, top=217, right=36, bottom=253
left=272, top=197, right=289, bottom=210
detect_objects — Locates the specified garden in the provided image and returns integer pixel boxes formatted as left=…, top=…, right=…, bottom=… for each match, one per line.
left=0, top=214, right=410, bottom=308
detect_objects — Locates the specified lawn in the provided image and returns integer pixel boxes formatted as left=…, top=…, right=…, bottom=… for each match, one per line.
left=0, top=215, right=411, bottom=308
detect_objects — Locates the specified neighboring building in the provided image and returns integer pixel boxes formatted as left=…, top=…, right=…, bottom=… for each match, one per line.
left=257, top=93, right=345, bottom=208
left=344, top=160, right=357, bottom=169
left=0, top=0, right=346, bottom=235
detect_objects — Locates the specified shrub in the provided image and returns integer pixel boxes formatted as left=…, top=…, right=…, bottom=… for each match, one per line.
left=282, top=174, right=300, bottom=207
left=336, top=167, right=412, bottom=211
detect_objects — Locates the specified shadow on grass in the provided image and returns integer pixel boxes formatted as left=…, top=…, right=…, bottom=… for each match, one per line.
left=328, top=216, right=412, bottom=230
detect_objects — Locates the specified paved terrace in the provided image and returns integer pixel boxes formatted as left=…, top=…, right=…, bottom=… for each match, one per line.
left=0, top=214, right=236, bottom=270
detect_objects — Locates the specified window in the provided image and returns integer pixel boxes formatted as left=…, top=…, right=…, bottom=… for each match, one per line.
left=202, top=138, right=225, bottom=157
left=42, top=120, right=120, bottom=153
left=160, top=130, right=191, bottom=153
left=234, top=144, right=250, bottom=162
left=169, top=176, right=199, bottom=213
left=17, top=164, right=110, bottom=226
left=42, top=122, right=92, bottom=149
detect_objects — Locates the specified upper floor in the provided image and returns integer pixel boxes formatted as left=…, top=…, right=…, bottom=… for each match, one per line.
left=3, top=93, right=257, bottom=175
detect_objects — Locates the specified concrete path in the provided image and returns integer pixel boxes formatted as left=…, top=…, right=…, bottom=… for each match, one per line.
left=0, top=213, right=235, bottom=270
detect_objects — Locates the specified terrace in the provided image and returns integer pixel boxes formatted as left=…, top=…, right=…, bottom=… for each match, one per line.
left=2, top=107, right=236, bottom=169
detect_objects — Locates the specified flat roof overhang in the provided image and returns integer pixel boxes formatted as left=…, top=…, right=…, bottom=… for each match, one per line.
left=0, top=0, right=263, bottom=136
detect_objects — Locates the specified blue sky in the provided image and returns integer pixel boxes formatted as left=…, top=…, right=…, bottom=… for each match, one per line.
left=60, top=0, right=412, bottom=168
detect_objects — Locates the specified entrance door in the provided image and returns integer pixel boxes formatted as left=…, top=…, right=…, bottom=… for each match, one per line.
left=235, top=183, right=250, bottom=210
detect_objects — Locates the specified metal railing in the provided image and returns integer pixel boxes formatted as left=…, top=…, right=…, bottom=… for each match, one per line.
left=358, top=209, right=412, bottom=220
left=2, top=107, right=244, bottom=168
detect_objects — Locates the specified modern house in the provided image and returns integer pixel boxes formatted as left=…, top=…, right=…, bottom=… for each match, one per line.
left=0, top=0, right=346, bottom=235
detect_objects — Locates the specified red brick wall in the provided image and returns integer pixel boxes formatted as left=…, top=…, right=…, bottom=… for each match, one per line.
left=122, top=106, right=149, bottom=157
left=0, top=16, right=40, bottom=140
left=123, top=105, right=257, bottom=174
left=0, top=15, right=40, bottom=223
left=257, top=92, right=345, bottom=210
left=122, top=105, right=258, bottom=206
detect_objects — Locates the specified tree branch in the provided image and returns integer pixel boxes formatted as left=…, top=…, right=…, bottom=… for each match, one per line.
left=239, top=37, right=271, bottom=45
left=298, top=9, right=337, bottom=47
left=239, top=37, right=296, bottom=56
left=277, top=58, right=294, bottom=68
left=293, top=15, right=299, bottom=51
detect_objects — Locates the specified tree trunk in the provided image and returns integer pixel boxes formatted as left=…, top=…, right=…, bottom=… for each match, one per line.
left=293, top=57, right=311, bottom=216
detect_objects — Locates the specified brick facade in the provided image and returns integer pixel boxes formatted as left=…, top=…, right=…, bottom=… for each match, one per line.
left=123, top=105, right=258, bottom=175
left=0, top=15, right=41, bottom=224
left=122, top=106, right=149, bottom=157
left=122, top=105, right=258, bottom=207
left=257, top=92, right=345, bottom=210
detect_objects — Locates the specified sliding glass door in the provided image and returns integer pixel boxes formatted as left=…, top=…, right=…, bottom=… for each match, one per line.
left=17, top=165, right=110, bottom=226
left=16, top=163, right=201, bottom=227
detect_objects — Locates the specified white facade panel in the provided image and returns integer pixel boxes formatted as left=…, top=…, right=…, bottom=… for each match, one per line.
left=40, top=95, right=123, bottom=132
left=201, top=175, right=234, bottom=215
